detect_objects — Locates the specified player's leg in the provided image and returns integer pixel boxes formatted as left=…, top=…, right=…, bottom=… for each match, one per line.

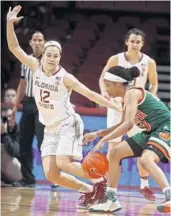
left=137, top=157, right=156, bottom=201
left=55, top=114, right=106, bottom=208
left=41, top=118, right=93, bottom=191
left=140, top=124, right=170, bottom=213
left=42, top=155, right=93, bottom=191
left=141, top=149, right=170, bottom=213
left=89, top=137, right=144, bottom=212
left=89, top=132, right=148, bottom=212
left=56, top=155, right=88, bottom=179
left=128, top=124, right=155, bottom=201
left=56, top=154, right=106, bottom=209
left=141, top=149, right=169, bottom=191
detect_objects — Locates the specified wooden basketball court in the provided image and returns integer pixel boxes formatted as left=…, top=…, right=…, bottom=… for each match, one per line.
left=1, top=185, right=170, bottom=216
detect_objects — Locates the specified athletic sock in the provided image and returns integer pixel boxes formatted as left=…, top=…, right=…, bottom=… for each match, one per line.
left=140, top=176, right=149, bottom=189
left=163, top=187, right=171, bottom=201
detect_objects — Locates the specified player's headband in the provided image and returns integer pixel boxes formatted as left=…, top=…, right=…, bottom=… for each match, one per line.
left=43, top=41, right=62, bottom=53
left=104, top=72, right=128, bottom=83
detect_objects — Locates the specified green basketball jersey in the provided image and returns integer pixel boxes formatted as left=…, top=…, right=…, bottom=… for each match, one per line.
left=129, top=88, right=170, bottom=132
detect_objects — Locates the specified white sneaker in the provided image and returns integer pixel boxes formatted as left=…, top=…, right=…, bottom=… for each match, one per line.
left=88, top=199, right=112, bottom=212
left=110, top=199, right=122, bottom=212
left=88, top=191, right=122, bottom=213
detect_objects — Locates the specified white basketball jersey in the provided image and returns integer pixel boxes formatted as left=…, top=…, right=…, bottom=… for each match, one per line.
left=117, top=52, right=150, bottom=87
left=33, top=65, right=75, bottom=126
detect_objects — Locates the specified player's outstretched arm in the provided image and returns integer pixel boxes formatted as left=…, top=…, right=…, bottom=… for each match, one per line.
left=64, top=73, right=121, bottom=111
left=6, top=5, right=39, bottom=71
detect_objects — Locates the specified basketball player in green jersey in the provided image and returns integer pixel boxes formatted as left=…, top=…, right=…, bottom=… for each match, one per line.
left=99, top=28, right=158, bottom=201
left=84, top=66, right=170, bottom=213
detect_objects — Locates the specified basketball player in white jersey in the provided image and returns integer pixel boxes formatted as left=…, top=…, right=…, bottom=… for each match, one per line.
left=7, top=5, right=121, bottom=208
left=99, top=28, right=158, bottom=201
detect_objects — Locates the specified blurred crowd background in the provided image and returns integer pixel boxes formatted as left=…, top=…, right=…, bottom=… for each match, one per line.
left=1, top=1, right=170, bottom=108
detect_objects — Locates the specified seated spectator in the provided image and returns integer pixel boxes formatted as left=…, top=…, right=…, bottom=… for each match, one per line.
left=1, top=107, right=23, bottom=185
left=3, top=88, right=17, bottom=104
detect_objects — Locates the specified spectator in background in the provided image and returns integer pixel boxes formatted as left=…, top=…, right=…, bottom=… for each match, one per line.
left=4, top=88, right=17, bottom=104
left=1, top=107, right=23, bottom=184
left=11, top=31, right=45, bottom=187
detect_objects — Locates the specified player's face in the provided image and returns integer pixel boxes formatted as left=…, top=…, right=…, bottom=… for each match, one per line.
left=30, top=33, right=45, bottom=55
left=125, top=34, right=144, bottom=52
left=43, top=46, right=61, bottom=70
left=104, top=80, right=121, bottom=97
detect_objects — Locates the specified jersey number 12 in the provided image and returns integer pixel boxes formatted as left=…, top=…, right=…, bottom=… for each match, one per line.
left=40, top=89, right=50, bottom=103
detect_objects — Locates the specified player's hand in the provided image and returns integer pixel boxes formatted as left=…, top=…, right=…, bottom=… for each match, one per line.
left=83, top=132, right=98, bottom=145
left=91, top=140, right=105, bottom=152
left=7, top=5, right=24, bottom=23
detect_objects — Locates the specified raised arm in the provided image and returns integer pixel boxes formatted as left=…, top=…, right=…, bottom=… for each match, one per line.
left=6, top=6, right=39, bottom=72
left=64, top=73, right=121, bottom=111
left=99, top=55, right=118, bottom=98
left=148, top=58, right=158, bottom=95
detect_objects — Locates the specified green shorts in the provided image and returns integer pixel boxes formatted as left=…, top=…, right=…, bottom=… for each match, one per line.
left=126, top=122, right=170, bottom=163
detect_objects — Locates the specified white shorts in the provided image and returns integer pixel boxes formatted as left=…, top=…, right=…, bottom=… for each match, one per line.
left=107, top=97, right=123, bottom=142
left=41, top=113, right=84, bottom=160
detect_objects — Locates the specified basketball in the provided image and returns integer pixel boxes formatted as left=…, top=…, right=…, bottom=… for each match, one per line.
left=82, top=152, right=109, bottom=179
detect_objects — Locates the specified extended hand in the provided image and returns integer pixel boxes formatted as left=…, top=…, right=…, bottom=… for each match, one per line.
left=83, top=132, right=98, bottom=145
left=7, top=5, right=24, bottom=23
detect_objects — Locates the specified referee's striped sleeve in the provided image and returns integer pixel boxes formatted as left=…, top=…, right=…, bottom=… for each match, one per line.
left=20, top=64, right=25, bottom=79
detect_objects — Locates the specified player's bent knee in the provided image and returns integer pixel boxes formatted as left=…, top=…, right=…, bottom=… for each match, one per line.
left=140, top=156, right=148, bottom=168
left=44, top=170, right=60, bottom=183
left=140, top=154, right=154, bottom=168
left=56, top=158, right=71, bottom=171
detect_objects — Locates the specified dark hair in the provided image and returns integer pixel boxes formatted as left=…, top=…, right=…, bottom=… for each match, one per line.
left=31, top=31, right=45, bottom=40
left=125, top=28, right=146, bottom=41
left=107, top=66, right=140, bottom=82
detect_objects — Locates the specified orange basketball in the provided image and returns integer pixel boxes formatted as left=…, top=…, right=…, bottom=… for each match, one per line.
left=82, top=152, right=109, bottom=179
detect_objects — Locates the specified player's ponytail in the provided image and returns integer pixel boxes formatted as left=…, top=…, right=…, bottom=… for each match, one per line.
left=105, top=66, right=140, bottom=83
left=126, top=66, right=140, bottom=81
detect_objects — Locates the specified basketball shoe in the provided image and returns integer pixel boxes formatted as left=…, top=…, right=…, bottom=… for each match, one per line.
left=157, top=199, right=171, bottom=213
left=88, top=189, right=122, bottom=213
left=77, top=178, right=106, bottom=209
left=140, top=187, right=156, bottom=201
